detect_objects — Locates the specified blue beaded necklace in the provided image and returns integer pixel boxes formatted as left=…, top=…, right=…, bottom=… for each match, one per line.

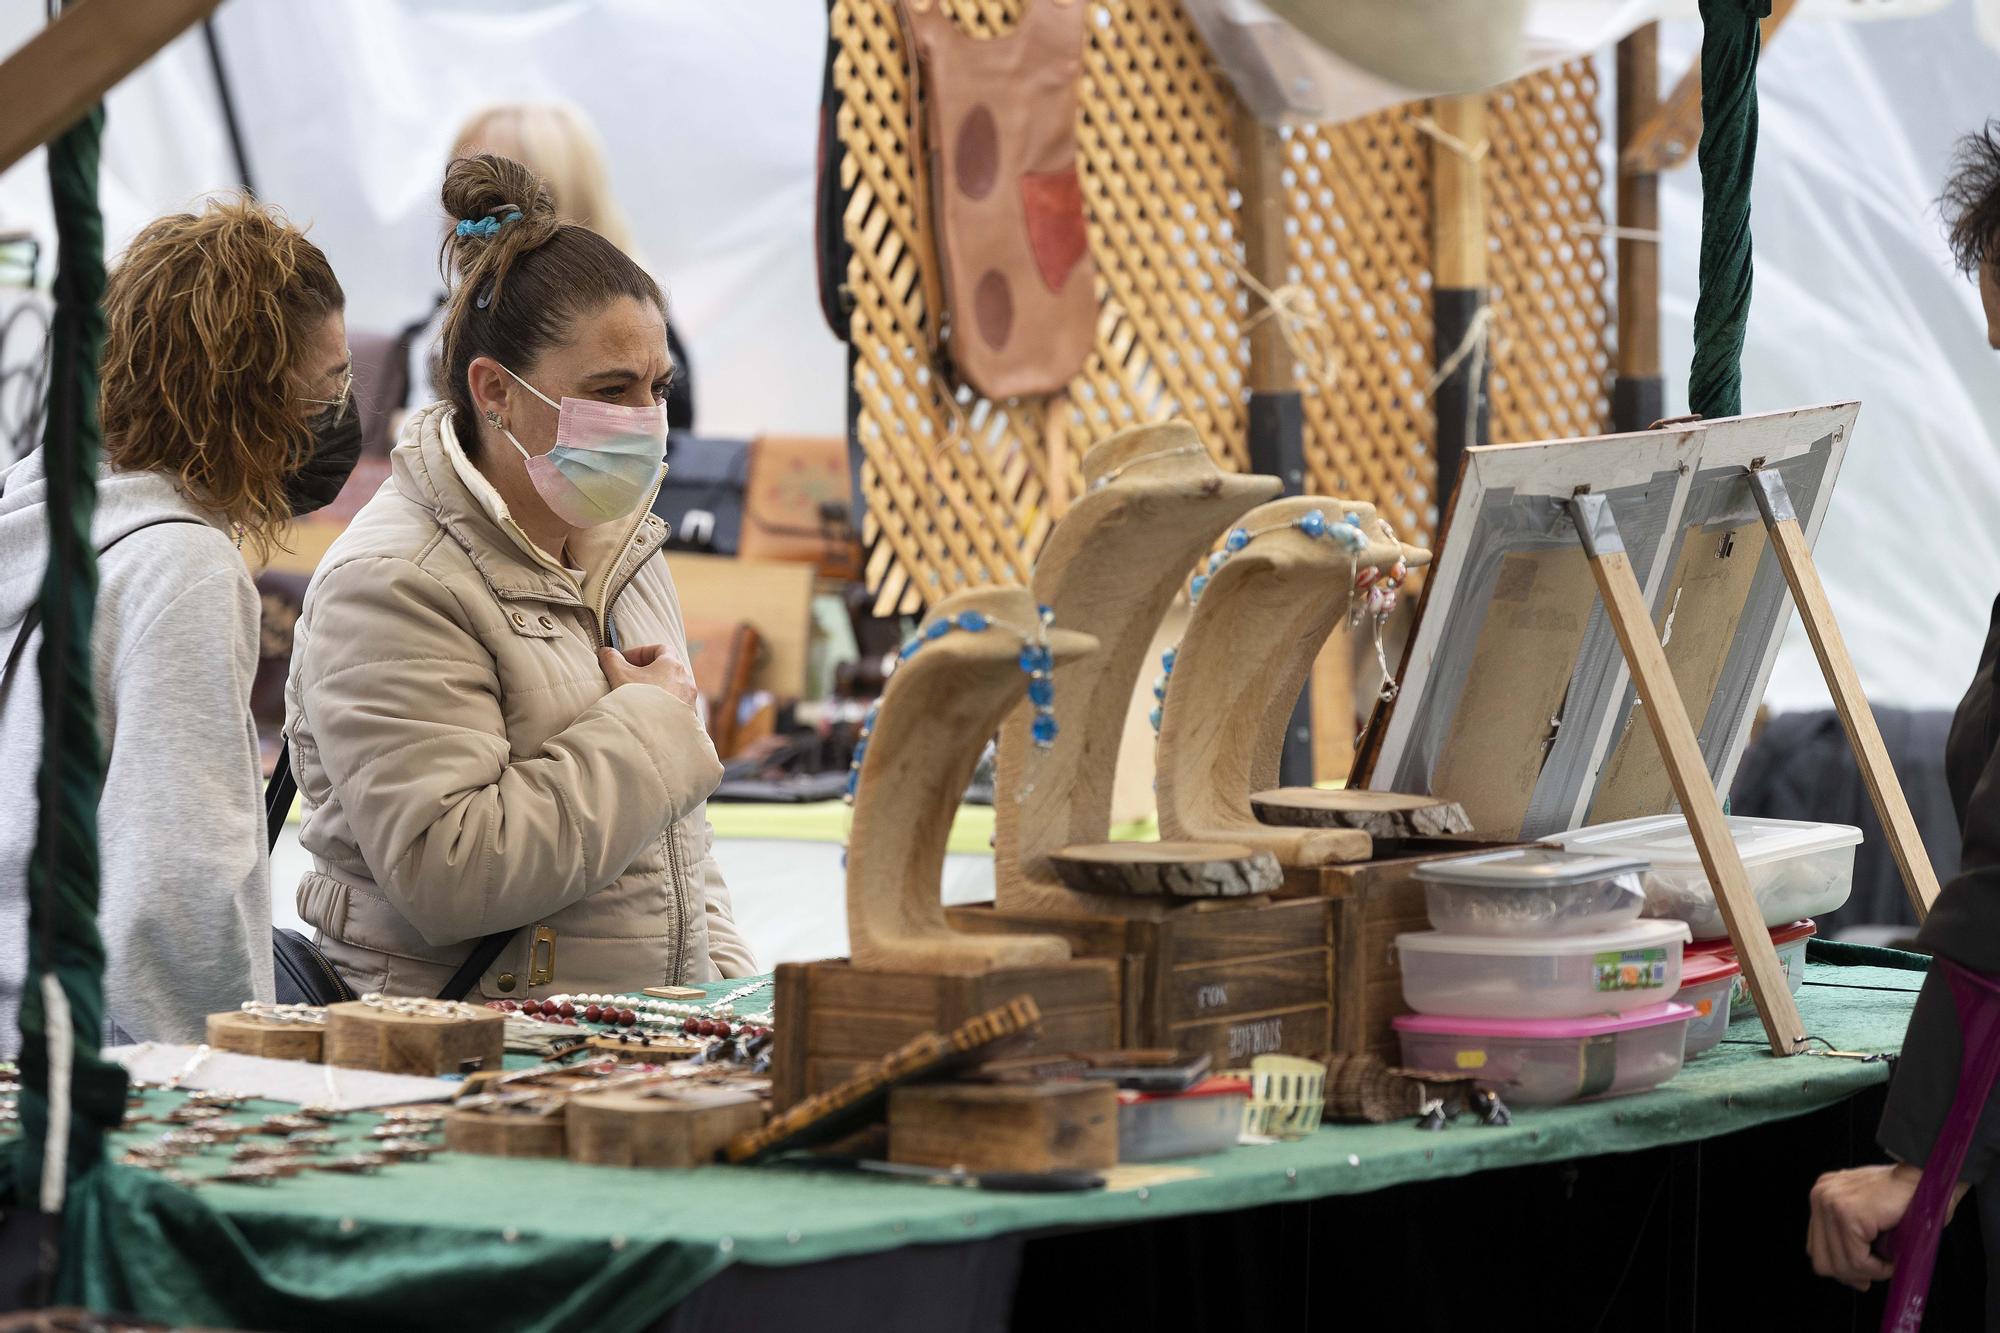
left=845, top=605, right=1060, bottom=804
left=1150, top=508, right=1409, bottom=733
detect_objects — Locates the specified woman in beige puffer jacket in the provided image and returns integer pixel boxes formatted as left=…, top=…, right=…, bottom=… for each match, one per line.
left=282, top=153, right=754, bottom=1000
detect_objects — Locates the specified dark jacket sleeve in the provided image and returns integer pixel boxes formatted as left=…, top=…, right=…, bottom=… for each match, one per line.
left=1879, top=968, right=2000, bottom=1183
left=1879, top=642, right=2000, bottom=1178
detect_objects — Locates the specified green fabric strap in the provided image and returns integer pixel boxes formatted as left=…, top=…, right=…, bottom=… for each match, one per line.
left=11, top=97, right=128, bottom=1220
left=1689, top=0, right=1772, bottom=420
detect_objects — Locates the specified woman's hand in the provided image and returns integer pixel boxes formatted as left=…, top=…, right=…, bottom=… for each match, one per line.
left=599, top=643, right=698, bottom=709
left=1807, top=1162, right=1967, bottom=1291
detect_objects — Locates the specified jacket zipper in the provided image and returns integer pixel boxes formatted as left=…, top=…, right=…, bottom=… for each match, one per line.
left=665, top=822, right=690, bottom=984
left=590, top=473, right=669, bottom=649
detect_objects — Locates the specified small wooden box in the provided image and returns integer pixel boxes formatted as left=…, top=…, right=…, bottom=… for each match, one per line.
left=567, top=1086, right=766, bottom=1168
left=771, top=959, right=1121, bottom=1110
left=1283, top=842, right=1517, bottom=1061
left=446, top=1106, right=565, bottom=1158
left=325, top=1002, right=505, bottom=1076
left=205, top=1011, right=323, bottom=1063
left=945, top=897, right=1333, bottom=1065
left=889, top=1081, right=1118, bottom=1174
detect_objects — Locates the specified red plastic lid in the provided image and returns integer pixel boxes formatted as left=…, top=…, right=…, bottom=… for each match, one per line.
left=1116, top=1075, right=1251, bottom=1105
left=1772, top=919, right=1818, bottom=946
left=1680, top=951, right=1741, bottom=986
left=1688, top=918, right=1818, bottom=956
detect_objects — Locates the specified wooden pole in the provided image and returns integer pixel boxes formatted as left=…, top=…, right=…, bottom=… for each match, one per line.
left=1570, top=495, right=1807, bottom=1057
left=0, top=0, right=223, bottom=177
left=1749, top=468, right=1940, bottom=920
left=1236, top=105, right=1313, bottom=786
left=1430, top=94, right=1488, bottom=508
left=1614, top=24, right=1664, bottom=433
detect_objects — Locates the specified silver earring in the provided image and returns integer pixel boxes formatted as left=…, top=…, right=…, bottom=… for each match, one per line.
left=485, top=411, right=502, bottom=426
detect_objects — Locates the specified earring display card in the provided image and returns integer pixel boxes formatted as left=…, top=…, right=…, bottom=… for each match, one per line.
left=1356, top=403, right=1856, bottom=840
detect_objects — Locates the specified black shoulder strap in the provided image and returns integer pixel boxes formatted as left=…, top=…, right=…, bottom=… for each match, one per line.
left=0, top=516, right=203, bottom=710
left=268, top=716, right=513, bottom=1001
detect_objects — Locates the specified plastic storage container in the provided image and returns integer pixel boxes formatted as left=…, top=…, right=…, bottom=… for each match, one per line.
left=1544, top=815, right=1860, bottom=941
left=1675, top=951, right=1741, bottom=1056
left=1395, top=919, right=1692, bottom=1019
left=1417, top=847, right=1648, bottom=937
left=1116, top=1076, right=1250, bottom=1161
left=1690, top=919, right=1817, bottom=1019
left=1393, top=1003, right=1695, bottom=1106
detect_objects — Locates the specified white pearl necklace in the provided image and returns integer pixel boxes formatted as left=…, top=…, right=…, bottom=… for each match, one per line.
left=552, top=979, right=775, bottom=1028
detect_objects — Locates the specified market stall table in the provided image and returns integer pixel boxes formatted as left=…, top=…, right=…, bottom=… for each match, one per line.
left=22, top=944, right=1943, bottom=1332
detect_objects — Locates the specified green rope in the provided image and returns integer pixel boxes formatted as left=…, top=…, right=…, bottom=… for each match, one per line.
left=11, top=94, right=127, bottom=1240
left=1689, top=0, right=1772, bottom=419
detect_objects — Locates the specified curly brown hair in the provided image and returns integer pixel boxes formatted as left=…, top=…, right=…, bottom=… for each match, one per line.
left=100, top=197, right=344, bottom=554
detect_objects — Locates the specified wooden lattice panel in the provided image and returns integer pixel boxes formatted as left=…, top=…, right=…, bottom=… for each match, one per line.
left=1486, top=60, right=1615, bottom=444
left=837, top=0, right=1612, bottom=612
left=837, top=0, right=1248, bottom=614
left=1285, top=109, right=1435, bottom=548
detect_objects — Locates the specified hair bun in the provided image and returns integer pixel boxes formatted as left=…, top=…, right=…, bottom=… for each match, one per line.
left=440, top=153, right=559, bottom=280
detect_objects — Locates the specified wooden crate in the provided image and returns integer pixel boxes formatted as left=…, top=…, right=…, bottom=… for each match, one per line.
left=771, top=958, right=1122, bottom=1110
left=1282, top=842, right=1517, bottom=1061
left=889, top=1082, right=1119, bottom=1174
left=945, top=898, right=1331, bottom=1065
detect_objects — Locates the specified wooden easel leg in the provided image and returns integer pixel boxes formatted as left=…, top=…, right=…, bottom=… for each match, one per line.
left=1570, top=495, right=1808, bottom=1057
left=1750, top=468, right=1940, bottom=920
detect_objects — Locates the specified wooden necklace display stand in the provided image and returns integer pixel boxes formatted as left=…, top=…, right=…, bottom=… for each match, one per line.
left=771, top=587, right=1123, bottom=1110
left=1154, top=495, right=1434, bottom=867
left=947, top=424, right=1338, bottom=1065
left=1146, top=495, right=1481, bottom=1064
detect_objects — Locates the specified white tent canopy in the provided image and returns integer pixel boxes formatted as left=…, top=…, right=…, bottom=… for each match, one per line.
left=2, top=0, right=1997, bottom=711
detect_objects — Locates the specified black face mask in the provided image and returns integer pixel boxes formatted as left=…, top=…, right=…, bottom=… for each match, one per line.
left=285, top=395, right=364, bottom=518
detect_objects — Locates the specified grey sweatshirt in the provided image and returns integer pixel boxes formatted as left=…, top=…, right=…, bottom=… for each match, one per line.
left=0, top=450, right=273, bottom=1053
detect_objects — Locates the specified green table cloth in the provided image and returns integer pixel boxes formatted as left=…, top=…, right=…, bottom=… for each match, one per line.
left=32, top=946, right=1923, bottom=1332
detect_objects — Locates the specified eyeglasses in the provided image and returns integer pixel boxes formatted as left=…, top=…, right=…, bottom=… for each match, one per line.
left=302, top=368, right=354, bottom=414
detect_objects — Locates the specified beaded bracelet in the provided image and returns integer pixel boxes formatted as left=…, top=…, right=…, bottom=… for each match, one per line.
left=360, top=993, right=487, bottom=1023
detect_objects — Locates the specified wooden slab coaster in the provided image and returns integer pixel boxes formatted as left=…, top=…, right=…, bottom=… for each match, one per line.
left=205, top=1011, right=324, bottom=1063
left=567, top=1086, right=766, bottom=1168
left=888, top=1081, right=1118, bottom=1173
left=1250, top=789, right=1472, bottom=839
left=325, top=1002, right=505, bottom=1076
left=584, top=1032, right=706, bottom=1062
left=1046, top=842, right=1281, bottom=899
left=727, top=995, right=1042, bottom=1164
left=445, top=1105, right=566, bottom=1159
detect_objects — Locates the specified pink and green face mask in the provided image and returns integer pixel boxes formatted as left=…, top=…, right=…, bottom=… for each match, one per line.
left=497, top=364, right=668, bottom=528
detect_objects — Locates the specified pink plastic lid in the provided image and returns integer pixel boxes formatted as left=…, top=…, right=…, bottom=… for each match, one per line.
left=1392, top=1001, right=1695, bottom=1040
left=1680, top=951, right=1741, bottom=987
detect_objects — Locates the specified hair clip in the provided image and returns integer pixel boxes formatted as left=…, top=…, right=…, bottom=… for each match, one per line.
left=454, top=210, right=523, bottom=239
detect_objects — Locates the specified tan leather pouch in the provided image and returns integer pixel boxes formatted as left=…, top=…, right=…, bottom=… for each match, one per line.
left=897, top=0, right=1095, bottom=399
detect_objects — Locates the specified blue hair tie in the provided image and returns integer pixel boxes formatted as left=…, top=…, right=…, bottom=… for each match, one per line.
left=455, top=210, right=523, bottom=239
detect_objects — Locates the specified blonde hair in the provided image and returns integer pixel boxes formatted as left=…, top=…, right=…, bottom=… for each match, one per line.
left=450, top=102, right=638, bottom=258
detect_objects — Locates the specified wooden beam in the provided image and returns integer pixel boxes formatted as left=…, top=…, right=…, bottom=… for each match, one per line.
left=1615, top=24, right=1661, bottom=383
left=1236, top=110, right=1293, bottom=396
left=1429, top=95, right=1488, bottom=292
left=0, top=0, right=222, bottom=177
left=1750, top=469, right=1940, bottom=920
left=1571, top=495, right=1807, bottom=1058
left=1620, top=0, right=1798, bottom=177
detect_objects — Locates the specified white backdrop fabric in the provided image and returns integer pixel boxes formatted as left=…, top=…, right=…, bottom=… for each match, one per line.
left=2, top=1, right=2000, bottom=709
left=0, top=0, right=848, bottom=441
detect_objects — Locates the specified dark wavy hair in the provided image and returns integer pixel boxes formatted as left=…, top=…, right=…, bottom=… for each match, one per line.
left=1941, top=121, right=2000, bottom=276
